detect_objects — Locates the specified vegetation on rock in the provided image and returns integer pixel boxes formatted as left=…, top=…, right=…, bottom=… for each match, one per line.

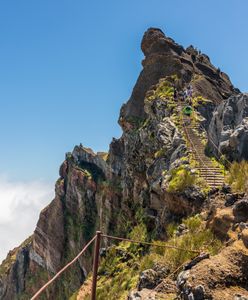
left=79, top=215, right=222, bottom=300
left=228, top=160, right=248, bottom=193
left=167, top=166, right=196, bottom=193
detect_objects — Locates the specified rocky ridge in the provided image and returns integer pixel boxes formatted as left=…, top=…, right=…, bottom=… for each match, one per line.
left=0, top=28, right=247, bottom=300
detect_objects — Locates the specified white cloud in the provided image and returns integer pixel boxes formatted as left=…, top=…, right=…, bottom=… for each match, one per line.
left=0, top=175, right=54, bottom=263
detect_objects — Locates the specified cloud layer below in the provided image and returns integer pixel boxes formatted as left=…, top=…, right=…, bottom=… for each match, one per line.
left=0, top=175, right=54, bottom=263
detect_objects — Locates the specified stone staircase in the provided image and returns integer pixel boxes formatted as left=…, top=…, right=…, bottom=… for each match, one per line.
left=182, top=118, right=225, bottom=188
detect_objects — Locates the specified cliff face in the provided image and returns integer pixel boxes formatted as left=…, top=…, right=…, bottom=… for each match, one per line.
left=0, top=28, right=245, bottom=300
left=0, top=146, right=124, bottom=299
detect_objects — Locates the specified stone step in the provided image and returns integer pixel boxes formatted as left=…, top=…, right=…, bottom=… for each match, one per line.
left=199, top=172, right=224, bottom=177
left=206, top=179, right=224, bottom=181
left=205, top=180, right=225, bottom=184
left=194, top=157, right=212, bottom=161
left=199, top=170, right=223, bottom=173
left=199, top=171, right=222, bottom=174
left=198, top=168, right=223, bottom=170
left=199, top=174, right=224, bottom=178
left=197, top=163, right=217, bottom=167
left=196, top=162, right=217, bottom=165
left=196, top=161, right=216, bottom=165
left=198, top=169, right=223, bottom=172
left=208, top=184, right=224, bottom=188
left=203, top=175, right=224, bottom=178
left=198, top=165, right=223, bottom=171
left=203, top=180, right=225, bottom=183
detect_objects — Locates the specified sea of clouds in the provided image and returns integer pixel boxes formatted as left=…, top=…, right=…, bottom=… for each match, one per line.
left=0, top=175, right=54, bottom=263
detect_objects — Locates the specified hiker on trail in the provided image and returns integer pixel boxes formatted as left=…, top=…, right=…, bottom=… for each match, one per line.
left=187, top=85, right=193, bottom=98
left=173, top=87, right=178, bottom=101
left=185, top=85, right=193, bottom=105
left=178, top=90, right=183, bottom=102
left=183, top=89, right=188, bottom=102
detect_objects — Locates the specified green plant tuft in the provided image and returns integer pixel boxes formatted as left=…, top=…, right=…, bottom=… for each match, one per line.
left=167, top=166, right=196, bottom=193
left=227, top=160, right=248, bottom=193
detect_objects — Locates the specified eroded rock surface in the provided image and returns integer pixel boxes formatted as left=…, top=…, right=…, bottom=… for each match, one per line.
left=120, top=28, right=236, bottom=127
left=177, top=241, right=248, bottom=300
left=208, top=93, right=248, bottom=161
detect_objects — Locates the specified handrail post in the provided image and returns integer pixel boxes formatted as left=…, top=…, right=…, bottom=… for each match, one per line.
left=91, top=231, right=102, bottom=300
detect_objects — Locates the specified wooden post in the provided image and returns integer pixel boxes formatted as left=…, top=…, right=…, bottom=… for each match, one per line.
left=91, top=231, right=102, bottom=300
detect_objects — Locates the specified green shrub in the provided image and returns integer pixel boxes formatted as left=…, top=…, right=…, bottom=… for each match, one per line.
left=140, top=216, right=222, bottom=274
left=166, top=223, right=178, bottom=238
left=192, top=95, right=210, bottom=108
left=154, top=148, right=166, bottom=158
left=96, top=224, right=147, bottom=300
left=227, top=160, right=248, bottom=193
left=167, top=166, right=196, bottom=193
left=146, top=75, right=179, bottom=103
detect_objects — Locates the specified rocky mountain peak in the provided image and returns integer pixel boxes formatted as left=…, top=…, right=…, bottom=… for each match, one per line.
left=119, top=28, right=237, bottom=132
left=141, top=28, right=165, bottom=55
left=141, top=28, right=184, bottom=58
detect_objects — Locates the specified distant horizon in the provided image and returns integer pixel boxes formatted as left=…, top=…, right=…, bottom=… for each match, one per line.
left=1, top=0, right=248, bottom=262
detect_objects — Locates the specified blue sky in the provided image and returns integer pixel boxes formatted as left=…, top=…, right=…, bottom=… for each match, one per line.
left=0, top=0, right=248, bottom=261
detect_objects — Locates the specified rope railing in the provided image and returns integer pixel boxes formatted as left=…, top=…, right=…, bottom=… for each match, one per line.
left=31, top=231, right=203, bottom=300
left=102, top=234, right=201, bottom=254
left=31, top=235, right=96, bottom=300
left=104, top=232, right=204, bottom=300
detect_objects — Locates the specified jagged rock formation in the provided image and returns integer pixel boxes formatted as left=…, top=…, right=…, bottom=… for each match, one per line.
left=120, top=27, right=236, bottom=128
left=208, top=93, right=248, bottom=161
left=0, top=28, right=246, bottom=300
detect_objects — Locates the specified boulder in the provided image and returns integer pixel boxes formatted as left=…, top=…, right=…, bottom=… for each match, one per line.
left=234, top=295, right=248, bottom=300
left=208, top=207, right=234, bottom=239
left=233, top=199, right=248, bottom=222
left=225, top=193, right=239, bottom=207
left=128, top=289, right=156, bottom=300
left=241, top=229, right=248, bottom=248
left=184, top=253, right=210, bottom=270
left=137, top=269, right=160, bottom=290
